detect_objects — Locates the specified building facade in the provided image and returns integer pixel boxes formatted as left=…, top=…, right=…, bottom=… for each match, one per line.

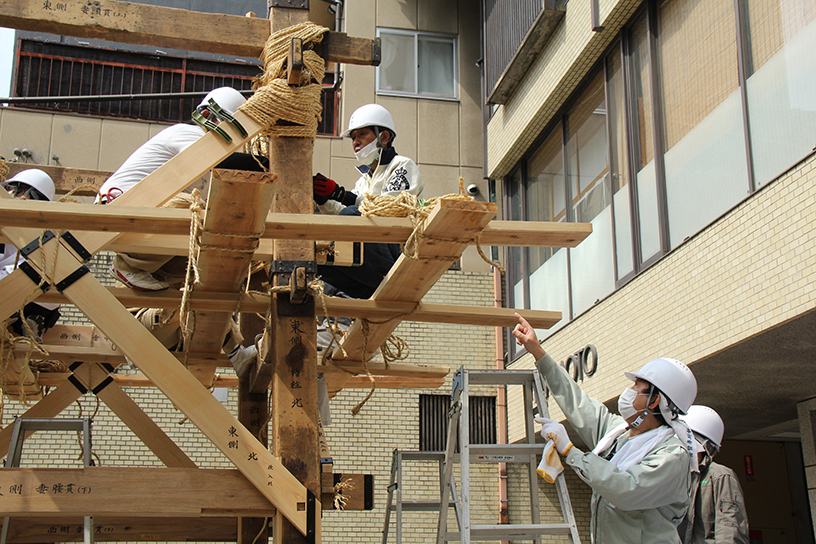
left=491, top=0, right=816, bottom=542
left=1, top=1, right=505, bottom=543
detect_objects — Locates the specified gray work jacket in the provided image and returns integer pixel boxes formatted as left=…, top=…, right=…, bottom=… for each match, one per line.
left=536, top=354, right=692, bottom=544
left=680, top=462, right=749, bottom=543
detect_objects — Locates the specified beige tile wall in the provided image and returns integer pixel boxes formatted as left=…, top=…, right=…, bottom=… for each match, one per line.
left=506, top=151, right=816, bottom=442
left=486, top=0, right=645, bottom=179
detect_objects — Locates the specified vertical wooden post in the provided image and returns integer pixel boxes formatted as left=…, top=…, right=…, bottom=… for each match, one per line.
left=267, top=4, right=320, bottom=544
left=238, top=376, right=271, bottom=544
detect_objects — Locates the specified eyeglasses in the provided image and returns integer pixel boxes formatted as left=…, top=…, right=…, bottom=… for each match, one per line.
left=692, top=432, right=719, bottom=458
left=2, top=181, right=47, bottom=201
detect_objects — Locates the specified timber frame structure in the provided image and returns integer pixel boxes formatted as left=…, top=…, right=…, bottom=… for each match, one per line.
left=0, top=1, right=592, bottom=543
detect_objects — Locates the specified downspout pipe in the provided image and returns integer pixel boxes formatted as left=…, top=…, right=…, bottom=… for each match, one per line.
left=494, top=267, right=510, bottom=543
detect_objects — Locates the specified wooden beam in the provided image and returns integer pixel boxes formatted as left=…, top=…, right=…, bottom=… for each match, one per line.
left=13, top=343, right=228, bottom=367
left=2, top=516, right=237, bottom=543
left=0, top=1, right=380, bottom=64
left=36, top=290, right=561, bottom=329
left=0, top=199, right=592, bottom=247
left=266, top=8, right=321, bottom=542
left=69, top=363, right=197, bottom=469
left=5, top=164, right=112, bottom=197
left=185, top=169, right=277, bottom=385
left=333, top=199, right=498, bottom=363
left=0, top=468, right=277, bottom=517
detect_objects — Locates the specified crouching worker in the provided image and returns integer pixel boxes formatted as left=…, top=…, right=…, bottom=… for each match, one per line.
left=97, top=86, right=268, bottom=292
left=678, top=405, right=749, bottom=544
left=1, top=169, right=61, bottom=343
left=312, top=103, right=423, bottom=300
left=513, top=313, right=697, bottom=543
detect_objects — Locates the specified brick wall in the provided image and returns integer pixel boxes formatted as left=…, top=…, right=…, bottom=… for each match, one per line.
left=2, top=268, right=500, bottom=543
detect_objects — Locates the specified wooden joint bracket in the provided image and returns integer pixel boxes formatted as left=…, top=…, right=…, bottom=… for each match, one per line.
left=288, top=37, right=304, bottom=85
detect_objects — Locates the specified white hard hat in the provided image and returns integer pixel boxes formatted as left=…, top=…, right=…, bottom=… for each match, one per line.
left=198, top=86, right=246, bottom=115
left=341, top=103, right=397, bottom=138
left=4, top=168, right=55, bottom=201
left=624, top=357, right=697, bottom=414
left=681, top=405, right=724, bottom=449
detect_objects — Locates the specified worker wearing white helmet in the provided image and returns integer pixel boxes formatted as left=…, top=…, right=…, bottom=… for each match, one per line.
left=98, top=86, right=267, bottom=291
left=513, top=313, right=697, bottom=544
left=2, top=168, right=56, bottom=201
left=312, top=104, right=423, bottom=300
left=678, top=406, right=748, bottom=544
left=312, top=103, right=423, bottom=215
left=1, top=169, right=61, bottom=342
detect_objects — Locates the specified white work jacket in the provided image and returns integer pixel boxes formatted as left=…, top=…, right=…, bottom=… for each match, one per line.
left=319, top=147, right=423, bottom=215
left=536, top=354, right=692, bottom=544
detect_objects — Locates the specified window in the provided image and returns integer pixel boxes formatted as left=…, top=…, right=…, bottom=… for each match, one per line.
left=14, top=39, right=339, bottom=135
left=419, top=394, right=496, bottom=451
left=377, top=29, right=458, bottom=100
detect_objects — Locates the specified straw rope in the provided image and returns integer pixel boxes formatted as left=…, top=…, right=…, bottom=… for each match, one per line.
left=358, top=177, right=505, bottom=273
left=239, top=22, right=328, bottom=138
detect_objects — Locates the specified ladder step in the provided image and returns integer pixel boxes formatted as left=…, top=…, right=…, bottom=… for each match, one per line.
left=465, top=369, right=537, bottom=385
left=468, top=443, right=542, bottom=459
left=400, top=499, right=456, bottom=512
left=446, top=524, right=573, bottom=541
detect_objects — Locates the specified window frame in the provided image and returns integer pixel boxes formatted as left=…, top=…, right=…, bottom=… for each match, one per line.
left=375, top=28, right=459, bottom=101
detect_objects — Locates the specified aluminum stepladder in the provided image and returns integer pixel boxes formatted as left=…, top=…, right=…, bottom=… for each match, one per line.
left=1, top=418, right=95, bottom=544
left=381, top=449, right=460, bottom=544
left=435, top=367, right=581, bottom=544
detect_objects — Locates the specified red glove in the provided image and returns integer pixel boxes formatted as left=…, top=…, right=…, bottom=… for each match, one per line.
left=313, top=173, right=345, bottom=205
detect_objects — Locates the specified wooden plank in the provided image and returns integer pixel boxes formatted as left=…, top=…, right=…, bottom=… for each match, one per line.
left=36, top=289, right=561, bottom=329
left=13, top=343, right=228, bottom=367
left=185, top=169, right=276, bottom=385
left=0, top=1, right=379, bottom=64
left=0, top=0, right=270, bottom=58
left=0, top=468, right=277, bottom=517
left=0, top=200, right=592, bottom=247
left=72, top=365, right=197, bottom=469
left=333, top=199, right=498, bottom=363
left=5, top=164, right=112, bottom=197
left=37, top=372, right=239, bottom=389
left=3, top=516, right=237, bottom=543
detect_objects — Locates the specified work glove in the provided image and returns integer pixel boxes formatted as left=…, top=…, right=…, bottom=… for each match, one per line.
left=536, top=440, right=564, bottom=483
left=313, top=173, right=346, bottom=205
left=534, top=417, right=573, bottom=455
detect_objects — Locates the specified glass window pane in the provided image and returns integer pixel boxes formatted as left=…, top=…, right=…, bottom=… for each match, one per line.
left=629, top=13, right=661, bottom=262
left=418, top=37, right=455, bottom=97
left=744, top=0, right=816, bottom=187
left=566, top=72, right=615, bottom=316
left=506, top=168, right=525, bottom=313
left=379, top=32, right=416, bottom=93
left=606, top=49, right=634, bottom=279
left=526, top=124, right=569, bottom=337
left=657, top=0, right=748, bottom=248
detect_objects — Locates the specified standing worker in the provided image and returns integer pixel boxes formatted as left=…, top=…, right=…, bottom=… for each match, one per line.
left=678, top=405, right=749, bottom=544
left=1, top=169, right=61, bottom=342
left=312, top=103, right=423, bottom=299
left=513, top=313, right=697, bottom=543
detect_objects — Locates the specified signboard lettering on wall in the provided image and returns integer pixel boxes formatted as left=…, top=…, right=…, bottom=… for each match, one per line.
left=744, top=455, right=755, bottom=481
left=560, top=345, right=598, bottom=382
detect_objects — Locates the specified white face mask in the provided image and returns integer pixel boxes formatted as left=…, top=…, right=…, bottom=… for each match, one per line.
left=354, top=139, right=381, bottom=166
left=617, top=387, right=648, bottom=420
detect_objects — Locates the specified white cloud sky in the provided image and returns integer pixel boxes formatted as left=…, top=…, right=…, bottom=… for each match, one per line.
left=0, top=27, right=15, bottom=97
